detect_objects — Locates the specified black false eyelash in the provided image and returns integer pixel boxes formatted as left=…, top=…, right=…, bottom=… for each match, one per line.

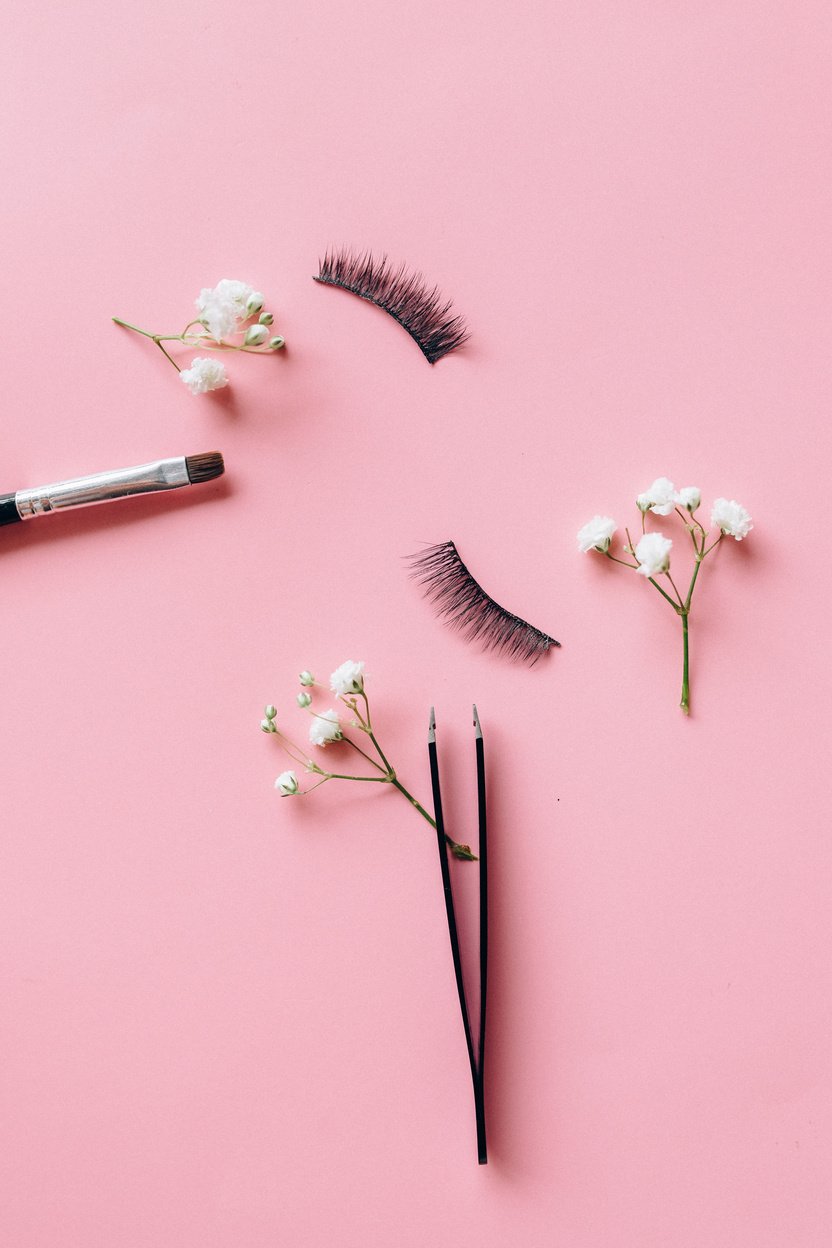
left=314, top=249, right=469, bottom=363
left=407, top=541, right=560, bottom=665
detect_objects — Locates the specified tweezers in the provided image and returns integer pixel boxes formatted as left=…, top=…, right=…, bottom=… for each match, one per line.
left=428, top=705, right=488, bottom=1165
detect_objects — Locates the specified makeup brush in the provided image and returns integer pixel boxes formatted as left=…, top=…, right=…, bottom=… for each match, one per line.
left=0, top=453, right=224, bottom=527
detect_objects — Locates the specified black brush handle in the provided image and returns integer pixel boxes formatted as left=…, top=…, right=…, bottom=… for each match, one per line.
left=0, top=494, right=21, bottom=526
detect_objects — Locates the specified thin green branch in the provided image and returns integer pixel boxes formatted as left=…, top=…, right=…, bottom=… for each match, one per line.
left=154, top=340, right=181, bottom=373
left=647, top=576, right=683, bottom=611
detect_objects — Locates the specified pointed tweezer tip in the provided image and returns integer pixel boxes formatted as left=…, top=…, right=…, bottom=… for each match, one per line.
left=428, top=706, right=436, bottom=743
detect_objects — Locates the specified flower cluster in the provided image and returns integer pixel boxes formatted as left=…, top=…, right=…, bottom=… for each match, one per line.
left=113, top=278, right=286, bottom=395
left=577, top=477, right=753, bottom=713
left=260, top=661, right=475, bottom=859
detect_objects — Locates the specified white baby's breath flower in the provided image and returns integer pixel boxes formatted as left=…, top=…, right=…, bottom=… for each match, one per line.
left=179, top=357, right=229, bottom=394
left=635, top=532, right=673, bottom=577
left=637, top=477, right=677, bottom=516
left=677, top=486, right=701, bottom=512
left=196, top=278, right=259, bottom=341
left=309, top=708, right=342, bottom=747
left=711, top=498, right=753, bottom=540
left=244, top=324, right=269, bottom=346
left=577, top=515, right=617, bottom=554
left=275, top=770, right=299, bottom=796
left=330, top=660, right=365, bottom=697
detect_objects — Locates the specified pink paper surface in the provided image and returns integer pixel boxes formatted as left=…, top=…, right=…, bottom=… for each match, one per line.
left=1, top=2, right=831, bottom=1244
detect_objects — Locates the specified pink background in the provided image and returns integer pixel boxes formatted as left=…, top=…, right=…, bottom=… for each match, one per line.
left=1, top=2, right=831, bottom=1244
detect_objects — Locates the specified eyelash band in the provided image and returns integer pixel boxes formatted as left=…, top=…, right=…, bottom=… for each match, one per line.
left=314, top=250, right=469, bottom=363
left=407, top=541, right=560, bottom=664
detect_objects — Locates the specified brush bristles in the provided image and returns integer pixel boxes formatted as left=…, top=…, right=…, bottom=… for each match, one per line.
left=314, top=249, right=469, bottom=364
left=408, top=540, right=559, bottom=665
left=185, top=452, right=224, bottom=484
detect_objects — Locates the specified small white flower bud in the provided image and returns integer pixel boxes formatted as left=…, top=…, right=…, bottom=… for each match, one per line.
left=258, top=311, right=274, bottom=325
left=269, top=335, right=285, bottom=350
left=260, top=719, right=272, bottom=733
left=275, top=770, right=300, bottom=796
left=677, top=486, right=701, bottom=512
left=244, top=324, right=269, bottom=346
left=299, top=671, right=315, bottom=686
left=264, top=705, right=277, bottom=721
left=245, top=292, right=265, bottom=317
left=297, top=692, right=312, bottom=708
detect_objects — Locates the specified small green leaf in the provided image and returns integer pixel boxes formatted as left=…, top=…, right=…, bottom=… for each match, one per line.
left=450, top=842, right=478, bottom=862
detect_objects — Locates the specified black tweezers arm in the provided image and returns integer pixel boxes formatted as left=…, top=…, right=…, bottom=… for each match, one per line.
left=474, top=706, right=488, bottom=1162
left=428, top=708, right=488, bottom=1165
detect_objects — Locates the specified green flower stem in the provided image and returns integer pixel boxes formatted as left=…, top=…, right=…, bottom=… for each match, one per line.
left=675, top=508, right=703, bottom=552
left=112, top=317, right=156, bottom=338
left=358, top=693, right=396, bottom=775
left=183, top=341, right=277, bottom=356
left=648, top=576, right=682, bottom=611
left=389, top=776, right=474, bottom=859
left=276, top=688, right=475, bottom=859
left=113, top=317, right=278, bottom=362
left=389, top=777, right=436, bottom=828
left=604, top=509, right=726, bottom=715
left=356, top=694, right=473, bottom=857
left=325, top=773, right=391, bottom=783
left=666, top=572, right=687, bottom=610
left=677, top=530, right=724, bottom=712
left=299, top=778, right=331, bottom=795
left=367, top=730, right=395, bottom=775
left=369, top=729, right=471, bottom=855
left=155, top=341, right=181, bottom=372
left=680, top=611, right=690, bottom=715
left=112, top=318, right=182, bottom=372
left=344, top=736, right=387, bottom=772
left=274, top=732, right=314, bottom=771
left=685, top=555, right=703, bottom=611
left=677, top=532, right=721, bottom=713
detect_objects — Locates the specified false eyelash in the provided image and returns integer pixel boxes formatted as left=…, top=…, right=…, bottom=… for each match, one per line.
left=314, top=249, right=469, bottom=363
left=407, top=541, right=560, bottom=664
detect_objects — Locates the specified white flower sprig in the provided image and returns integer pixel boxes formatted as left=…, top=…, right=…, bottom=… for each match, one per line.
left=577, top=478, right=753, bottom=714
left=113, top=278, right=286, bottom=394
left=261, top=662, right=476, bottom=859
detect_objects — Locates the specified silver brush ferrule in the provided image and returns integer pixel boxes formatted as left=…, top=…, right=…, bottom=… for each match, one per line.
left=15, top=457, right=191, bottom=519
